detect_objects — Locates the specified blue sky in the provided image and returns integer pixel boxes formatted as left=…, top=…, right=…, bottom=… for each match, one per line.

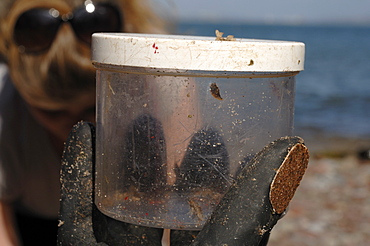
left=171, top=0, right=370, bottom=25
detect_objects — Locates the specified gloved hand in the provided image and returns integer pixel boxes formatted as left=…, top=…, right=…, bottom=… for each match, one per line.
left=57, top=122, right=309, bottom=246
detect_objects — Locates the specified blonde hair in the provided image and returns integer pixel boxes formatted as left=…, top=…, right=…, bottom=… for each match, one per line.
left=0, top=0, right=169, bottom=109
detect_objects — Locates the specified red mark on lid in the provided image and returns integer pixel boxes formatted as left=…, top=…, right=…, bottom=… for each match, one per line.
left=152, top=43, right=159, bottom=54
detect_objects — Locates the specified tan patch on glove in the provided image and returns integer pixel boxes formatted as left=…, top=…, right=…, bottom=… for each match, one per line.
left=270, top=143, right=309, bottom=214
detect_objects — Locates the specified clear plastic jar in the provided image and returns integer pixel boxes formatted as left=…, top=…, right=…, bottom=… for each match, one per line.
left=92, top=33, right=304, bottom=230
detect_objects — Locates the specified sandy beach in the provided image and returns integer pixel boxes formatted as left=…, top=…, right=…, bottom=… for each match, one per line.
left=269, top=133, right=370, bottom=246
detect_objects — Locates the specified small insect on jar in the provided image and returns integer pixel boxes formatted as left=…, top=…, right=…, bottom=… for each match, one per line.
left=92, top=33, right=305, bottom=230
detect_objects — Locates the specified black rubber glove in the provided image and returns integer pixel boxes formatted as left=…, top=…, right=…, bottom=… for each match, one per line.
left=57, top=122, right=308, bottom=246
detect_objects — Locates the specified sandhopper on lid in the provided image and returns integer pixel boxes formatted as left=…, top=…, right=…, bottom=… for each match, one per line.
left=92, top=33, right=304, bottom=72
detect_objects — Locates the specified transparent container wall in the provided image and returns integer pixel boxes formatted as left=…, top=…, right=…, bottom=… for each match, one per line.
left=95, top=65, right=296, bottom=230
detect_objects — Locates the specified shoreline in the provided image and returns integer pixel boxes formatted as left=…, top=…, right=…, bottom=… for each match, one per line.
left=268, top=132, right=370, bottom=245
left=294, top=130, right=370, bottom=158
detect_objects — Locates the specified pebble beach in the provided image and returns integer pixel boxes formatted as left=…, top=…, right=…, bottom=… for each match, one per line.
left=269, top=133, right=370, bottom=246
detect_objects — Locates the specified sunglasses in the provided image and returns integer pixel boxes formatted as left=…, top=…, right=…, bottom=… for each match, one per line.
left=13, top=3, right=122, bottom=53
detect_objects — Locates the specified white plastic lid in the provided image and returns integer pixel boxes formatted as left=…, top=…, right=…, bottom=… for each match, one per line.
left=92, top=33, right=304, bottom=72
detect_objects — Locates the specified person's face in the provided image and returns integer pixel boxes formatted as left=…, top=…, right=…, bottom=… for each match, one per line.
left=4, top=0, right=121, bottom=142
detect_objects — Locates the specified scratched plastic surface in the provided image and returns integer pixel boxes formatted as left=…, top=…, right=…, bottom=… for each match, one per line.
left=94, top=65, right=296, bottom=230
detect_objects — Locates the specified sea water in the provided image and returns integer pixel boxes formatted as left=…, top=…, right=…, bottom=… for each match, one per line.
left=176, top=23, right=370, bottom=139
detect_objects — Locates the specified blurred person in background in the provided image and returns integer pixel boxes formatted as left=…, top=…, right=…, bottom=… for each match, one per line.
left=0, top=0, right=167, bottom=245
